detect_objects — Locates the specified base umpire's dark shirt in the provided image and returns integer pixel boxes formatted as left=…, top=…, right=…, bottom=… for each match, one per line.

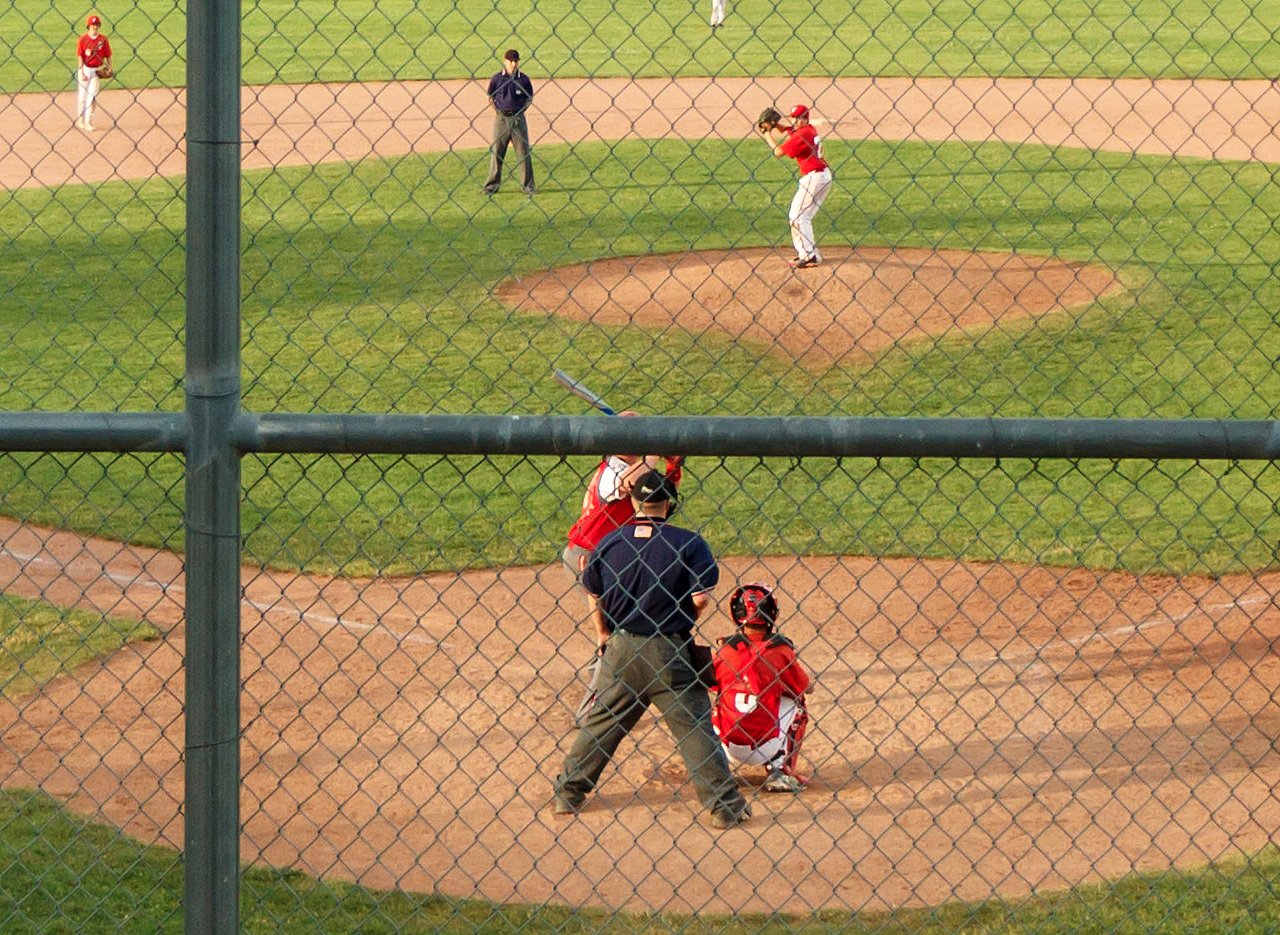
left=583, top=518, right=719, bottom=637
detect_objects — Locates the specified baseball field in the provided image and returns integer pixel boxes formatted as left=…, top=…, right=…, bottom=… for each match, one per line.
left=2, top=1, right=1280, bottom=930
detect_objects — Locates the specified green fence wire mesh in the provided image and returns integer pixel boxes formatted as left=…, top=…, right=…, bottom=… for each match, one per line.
left=2, top=1, right=1280, bottom=933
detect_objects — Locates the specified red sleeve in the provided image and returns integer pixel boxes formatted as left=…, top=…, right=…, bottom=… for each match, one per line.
left=766, top=644, right=810, bottom=697
left=663, top=454, right=683, bottom=489
left=102, top=38, right=113, bottom=57
left=778, top=130, right=809, bottom=160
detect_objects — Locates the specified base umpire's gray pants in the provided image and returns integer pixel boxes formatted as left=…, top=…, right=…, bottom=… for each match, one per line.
left=484, top=111, right=534, bottom=192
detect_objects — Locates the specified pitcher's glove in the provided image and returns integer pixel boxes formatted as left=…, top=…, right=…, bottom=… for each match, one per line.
left=756, top=106, right=783, bottom=133
left=97, top=64, right=114, bottom=79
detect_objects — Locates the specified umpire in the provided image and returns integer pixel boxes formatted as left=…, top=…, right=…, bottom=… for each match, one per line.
left=482, top=48, right=535, bottom=194
left=552, top=470, right=751, bottom=829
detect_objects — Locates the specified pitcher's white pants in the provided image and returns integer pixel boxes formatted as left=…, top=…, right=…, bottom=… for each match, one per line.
left=789, top=167, right=832, bottom=260
left=76, top=65, right=100, bottom=126
left=710, top=0, right=726, bottom=26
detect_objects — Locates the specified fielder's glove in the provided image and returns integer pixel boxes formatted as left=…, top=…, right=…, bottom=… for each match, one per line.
left=756, top=106, right=783, bottom=132
left=97, top=64, right=114, bottom=79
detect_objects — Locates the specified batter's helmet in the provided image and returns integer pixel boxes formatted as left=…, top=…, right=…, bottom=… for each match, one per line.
left=731, top=583, right=779, bottom=632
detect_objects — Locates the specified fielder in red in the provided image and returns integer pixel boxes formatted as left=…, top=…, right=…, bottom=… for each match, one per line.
left=711, top=583, right=811, bottom=792
left=75, top=14, right=113, bottom=131
left=762, top=103, right=833, bottom=269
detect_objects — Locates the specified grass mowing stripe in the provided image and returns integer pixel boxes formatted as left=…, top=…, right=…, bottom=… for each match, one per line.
left=3, top=138, right=1278, bottom=575
left=3, top=0, right=1278, bottom=91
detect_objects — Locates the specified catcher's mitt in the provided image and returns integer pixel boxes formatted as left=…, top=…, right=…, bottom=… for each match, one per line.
left=756, top=106, right=782, bottom=132
left=97, top=64, right=113, bottom=79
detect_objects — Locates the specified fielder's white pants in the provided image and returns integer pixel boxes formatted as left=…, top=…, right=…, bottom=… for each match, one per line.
left=76, top=65, right=100, bottom=126
left=789, top=167, right=832, bottom=260
left=718, top=696, right=801, bottom=768
left=710, top=0, right=726, bottom=25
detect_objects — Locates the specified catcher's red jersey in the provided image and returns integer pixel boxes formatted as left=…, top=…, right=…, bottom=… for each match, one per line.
left=712, top=631, right=810, bottom=745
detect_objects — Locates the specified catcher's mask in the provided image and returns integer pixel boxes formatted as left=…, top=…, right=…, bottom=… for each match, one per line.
left=731, top=583, right=778, bottom=633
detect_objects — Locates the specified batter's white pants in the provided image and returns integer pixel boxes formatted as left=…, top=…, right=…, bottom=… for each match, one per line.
left=710, top=0, right=726, bottom=25
left=717, top=697, right=802, bottom=768
left=789, top=167, right=832, bottom=260
left=76, top=65, right=100, bottom=126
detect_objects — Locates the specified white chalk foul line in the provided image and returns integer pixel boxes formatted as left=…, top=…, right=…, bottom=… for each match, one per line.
left=0, top=545, right=450, bottom=648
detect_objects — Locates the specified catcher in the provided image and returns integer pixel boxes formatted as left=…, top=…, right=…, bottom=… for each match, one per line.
left=756, top=103, right=833, bottom=268
left=75, top=14, right=113, bottom=131
left=711, top=582, right=811, bottom=792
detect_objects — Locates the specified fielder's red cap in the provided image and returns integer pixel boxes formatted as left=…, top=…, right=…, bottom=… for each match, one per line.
left=86, top=14, right=101, bottom=26
left=789, top=104, right=810, bottom=118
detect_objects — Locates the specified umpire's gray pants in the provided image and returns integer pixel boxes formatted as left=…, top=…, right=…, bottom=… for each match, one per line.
left=484, top=111, right=534, bottom=192
left=554, top=630, right=745, bottom=815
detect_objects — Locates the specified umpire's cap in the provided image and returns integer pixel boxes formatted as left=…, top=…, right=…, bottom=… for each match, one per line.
left=631, top=469, right=676, bottom=503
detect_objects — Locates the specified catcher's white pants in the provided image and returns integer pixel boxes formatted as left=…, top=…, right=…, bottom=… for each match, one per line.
left=789, top=167, right=832, bottom=260
left=717, top=697, right=801, bottom=768
left=710, top=0, right=726, bottom=26
left=76, top=65, right=100, bottom=126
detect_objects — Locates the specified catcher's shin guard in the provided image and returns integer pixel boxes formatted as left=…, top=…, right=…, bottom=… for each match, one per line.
left=782, top=699, right=809, bottom=775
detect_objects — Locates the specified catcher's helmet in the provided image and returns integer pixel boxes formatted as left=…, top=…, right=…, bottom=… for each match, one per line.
left=731, top=583, right=779, bottom=632
left=86, top=14, right=101, bottom=26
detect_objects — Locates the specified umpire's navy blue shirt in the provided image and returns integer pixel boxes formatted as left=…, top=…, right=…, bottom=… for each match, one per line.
left=488, top=69, right=533, bottom=113
left=583, top=518, right=719, bottom=637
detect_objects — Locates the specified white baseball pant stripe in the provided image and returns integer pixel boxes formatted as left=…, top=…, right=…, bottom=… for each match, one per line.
left=76, top=65, right=101, bottom=126
left=789, top=167, right=832, bottom=260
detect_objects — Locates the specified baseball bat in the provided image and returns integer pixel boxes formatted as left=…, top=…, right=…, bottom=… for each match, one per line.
left=553, top=369, right=617, bottom=415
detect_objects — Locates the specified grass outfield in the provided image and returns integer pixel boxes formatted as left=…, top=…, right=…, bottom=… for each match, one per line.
left=0, top=787, right=1277, bottom=934
left=4, top=0, right=1278, bottom=91
left=2, top=139, right=1279, bottom=576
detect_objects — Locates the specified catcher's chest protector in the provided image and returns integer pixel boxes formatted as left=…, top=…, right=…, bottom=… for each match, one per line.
left=714, top=641, right=783, bottom=744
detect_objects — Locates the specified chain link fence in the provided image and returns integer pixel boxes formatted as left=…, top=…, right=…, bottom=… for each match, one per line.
left=2, top=1, right=1280, bottom=932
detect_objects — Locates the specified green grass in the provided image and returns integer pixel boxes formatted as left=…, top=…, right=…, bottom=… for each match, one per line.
left=1, top=787, right=1279, bottom=934
left=5, top=0, right=1278, bottom=92
left=4, top=138, right=1280, bottom=576
left=0, top=595, right=159, bottom=699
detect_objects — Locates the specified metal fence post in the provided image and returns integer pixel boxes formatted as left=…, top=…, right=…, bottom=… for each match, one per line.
left=184, top=0, right=242, bottom=932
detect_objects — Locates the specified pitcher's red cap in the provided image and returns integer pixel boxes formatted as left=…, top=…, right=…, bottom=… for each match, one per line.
left=86, top=14, right=101, bottom=26
left=789, top=104, right=810, bottom=118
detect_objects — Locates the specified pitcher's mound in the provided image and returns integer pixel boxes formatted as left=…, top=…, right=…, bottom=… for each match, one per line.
left=498, top=246, right=1124, bottom=365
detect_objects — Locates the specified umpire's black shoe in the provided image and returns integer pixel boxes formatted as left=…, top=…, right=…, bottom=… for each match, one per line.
left=550, top=796, right=580, bottom=816
left=709, top=803, right=751, bottom=829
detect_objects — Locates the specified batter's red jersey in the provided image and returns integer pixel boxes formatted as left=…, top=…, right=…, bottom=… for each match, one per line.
left=711, top=630, right=810, bottom=745
left=566, top=456, right=683, bottom=551
left=78, top=33, right=112, bottom=68
left=779, top=124, right=828, bottom=176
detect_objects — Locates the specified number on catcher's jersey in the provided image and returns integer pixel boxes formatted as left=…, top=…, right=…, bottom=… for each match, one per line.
left=714, top=643, right=783, bottom=745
